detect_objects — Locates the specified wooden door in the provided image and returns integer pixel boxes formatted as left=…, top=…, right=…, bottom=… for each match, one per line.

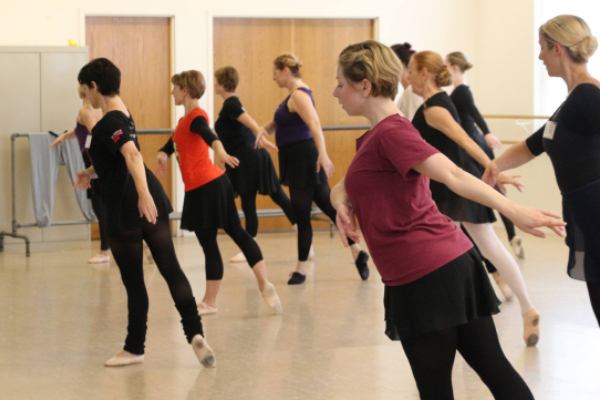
left=86, top=17, right=172, bottom=239
left=213, top=18, right=374, bottom=232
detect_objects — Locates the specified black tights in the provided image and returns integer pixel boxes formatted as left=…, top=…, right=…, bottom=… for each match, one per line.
left=400, top=316, right=534, bottom=400
left=289, top=181, right=355, bottom=262
left=90, top=194, right=109, bottom=251
left=195, top=223, right=263, bottom=281
left=108, top=219, right=203, bottom=355
left=240, top=186, right=296, bottom=237
left=588, top=282, right=600, bottom=326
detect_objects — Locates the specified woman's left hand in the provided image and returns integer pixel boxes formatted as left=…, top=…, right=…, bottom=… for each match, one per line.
left=507, top=205, right=566, bottom=238
left=335, top=204, right=361, bottom=246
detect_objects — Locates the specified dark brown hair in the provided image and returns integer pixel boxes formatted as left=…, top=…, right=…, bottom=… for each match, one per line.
left=214, top=66, right=239, bottom=92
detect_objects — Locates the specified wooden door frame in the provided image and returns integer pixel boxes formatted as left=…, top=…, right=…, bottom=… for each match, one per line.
left=78, top=11, right=177, bottom=130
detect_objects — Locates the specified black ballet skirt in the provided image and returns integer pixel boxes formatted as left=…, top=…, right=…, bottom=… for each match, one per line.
left=278, top=139, right=328, bottom=189
left=412, top=92, right=496, bottom=224
left=180, top=174, right=242, bottom=232
left=384, top=249, right=501, bottom=340
left=226, top=145, right=280, bottom=197
left=562, top=179, right=600, bottom=283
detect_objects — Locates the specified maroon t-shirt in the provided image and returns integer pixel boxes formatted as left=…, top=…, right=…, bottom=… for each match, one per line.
left=345, top=114, right=473, bottom=286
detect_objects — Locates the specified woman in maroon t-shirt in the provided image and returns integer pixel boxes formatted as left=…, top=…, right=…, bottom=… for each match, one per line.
left=330, top=40, right=565, bottom=400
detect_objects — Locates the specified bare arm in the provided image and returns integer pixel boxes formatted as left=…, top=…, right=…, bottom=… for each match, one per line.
left=261, top=120, right=277, bottom=134
left=494, top=141, right=536, bottom=172
left=238, top=113, right=278, bottom=151
left=120, top=141, right=157, bottom=223
left=49, top=129, right=76, bottom=148
left=424, top=106, right=523, bottom=192
left=290, top=90, right=334, bottom=177
left=413, top=153, right=564, bottom=238
left=483, top=141, right=536, bottom=187
left=424, top=106, right=492, bottom=168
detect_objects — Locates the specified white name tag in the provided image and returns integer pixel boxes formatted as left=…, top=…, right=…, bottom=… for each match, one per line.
left=84, top=134, right=92, bottom=149
left=543, top=121, right=557, bottom=140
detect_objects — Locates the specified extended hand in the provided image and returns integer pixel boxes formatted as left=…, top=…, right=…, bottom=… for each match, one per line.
left=508, top=205, right=566, bottom=238
left=335, top=204, right=361, bottom=247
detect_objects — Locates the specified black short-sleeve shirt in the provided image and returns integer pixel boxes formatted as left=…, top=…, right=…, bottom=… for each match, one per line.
left=214, top=96, right=256, bottom=153
left=525, top=83, right=600, bottom=193
left=88, top=111, right=172, bottom=233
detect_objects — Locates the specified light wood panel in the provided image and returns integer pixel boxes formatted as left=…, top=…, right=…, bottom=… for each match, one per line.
left=213, top=18, right=373, bottom=232
left=86, top=17, right=172, bottom=238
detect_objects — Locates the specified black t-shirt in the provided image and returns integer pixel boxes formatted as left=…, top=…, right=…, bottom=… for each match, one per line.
left=89, top=110, right=172, bottom=233
left=525, top=83, right=600, bottom=193
left=214, top=97, right=256, bottom=153
left=450, top=85, right=494, bottom=159
left=412, top=91, right=483, bottom=200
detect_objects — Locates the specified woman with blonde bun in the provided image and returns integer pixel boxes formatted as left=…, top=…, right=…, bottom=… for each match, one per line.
left=259, top=52, right=370, bottom=285
left=408, top=51, right=541, bottom=347
left=484, top=15, right=600, bottom=326
left=331, top=40, right=564, bottom=399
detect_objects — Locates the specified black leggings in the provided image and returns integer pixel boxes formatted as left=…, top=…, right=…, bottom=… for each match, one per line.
left=195, top=223, right=263, bottom=281
left=289, top=181, right=355, bottom=262
left=400, top=316, right=534, bottom=400
left=240, top=186, right=296, bottom=237
left=588, top=282, right=600, bottom=326
left=108, top=219, right=203, bottom=355
left=90, top=194, right=109, bottom=251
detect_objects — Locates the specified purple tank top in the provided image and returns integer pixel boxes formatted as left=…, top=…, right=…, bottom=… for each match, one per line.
left=74, top=122, right=90, bottom=153
left=274, top=87, right=316, bottom=147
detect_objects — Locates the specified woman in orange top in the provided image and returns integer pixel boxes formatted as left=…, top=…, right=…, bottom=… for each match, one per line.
left=156, top=70, right=282, bottom=316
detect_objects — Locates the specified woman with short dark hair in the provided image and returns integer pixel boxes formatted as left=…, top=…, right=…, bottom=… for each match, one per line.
left=75, top=58, right=215, bottom=368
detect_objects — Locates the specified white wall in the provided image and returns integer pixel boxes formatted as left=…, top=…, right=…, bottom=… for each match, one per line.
left=0, top=0, right=481, bottom=242
left=1, top=0, right=568, bottom=243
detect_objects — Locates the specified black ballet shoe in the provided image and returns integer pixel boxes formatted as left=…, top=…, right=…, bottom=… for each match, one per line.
left=355, top=251, right=370, bottom=281
left=287, top=272, right=306, bottom=285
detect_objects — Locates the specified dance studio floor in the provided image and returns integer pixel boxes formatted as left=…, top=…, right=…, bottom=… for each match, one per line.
left=0, top=229, right=598, bottom=400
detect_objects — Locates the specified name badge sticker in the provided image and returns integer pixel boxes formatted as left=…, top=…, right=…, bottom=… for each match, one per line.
left=84, top=134, right=92, bottom=149
left=543, top=121, right=557, bottom=140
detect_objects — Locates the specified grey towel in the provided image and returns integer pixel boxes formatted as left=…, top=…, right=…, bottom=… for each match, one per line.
left=28, top=133, right=95, bottom=227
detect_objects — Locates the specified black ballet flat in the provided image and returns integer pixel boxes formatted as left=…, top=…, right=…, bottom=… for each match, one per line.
left=287, top=272, right=306, bottom=285
left=355, top=251, right=370, bottom=281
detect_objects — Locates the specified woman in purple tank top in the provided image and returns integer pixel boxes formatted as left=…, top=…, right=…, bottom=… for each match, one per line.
left=257, top=53, right=370, bottom=285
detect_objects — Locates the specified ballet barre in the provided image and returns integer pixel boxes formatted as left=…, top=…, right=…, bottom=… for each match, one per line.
left=1, top=126, right=369, bottom=257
